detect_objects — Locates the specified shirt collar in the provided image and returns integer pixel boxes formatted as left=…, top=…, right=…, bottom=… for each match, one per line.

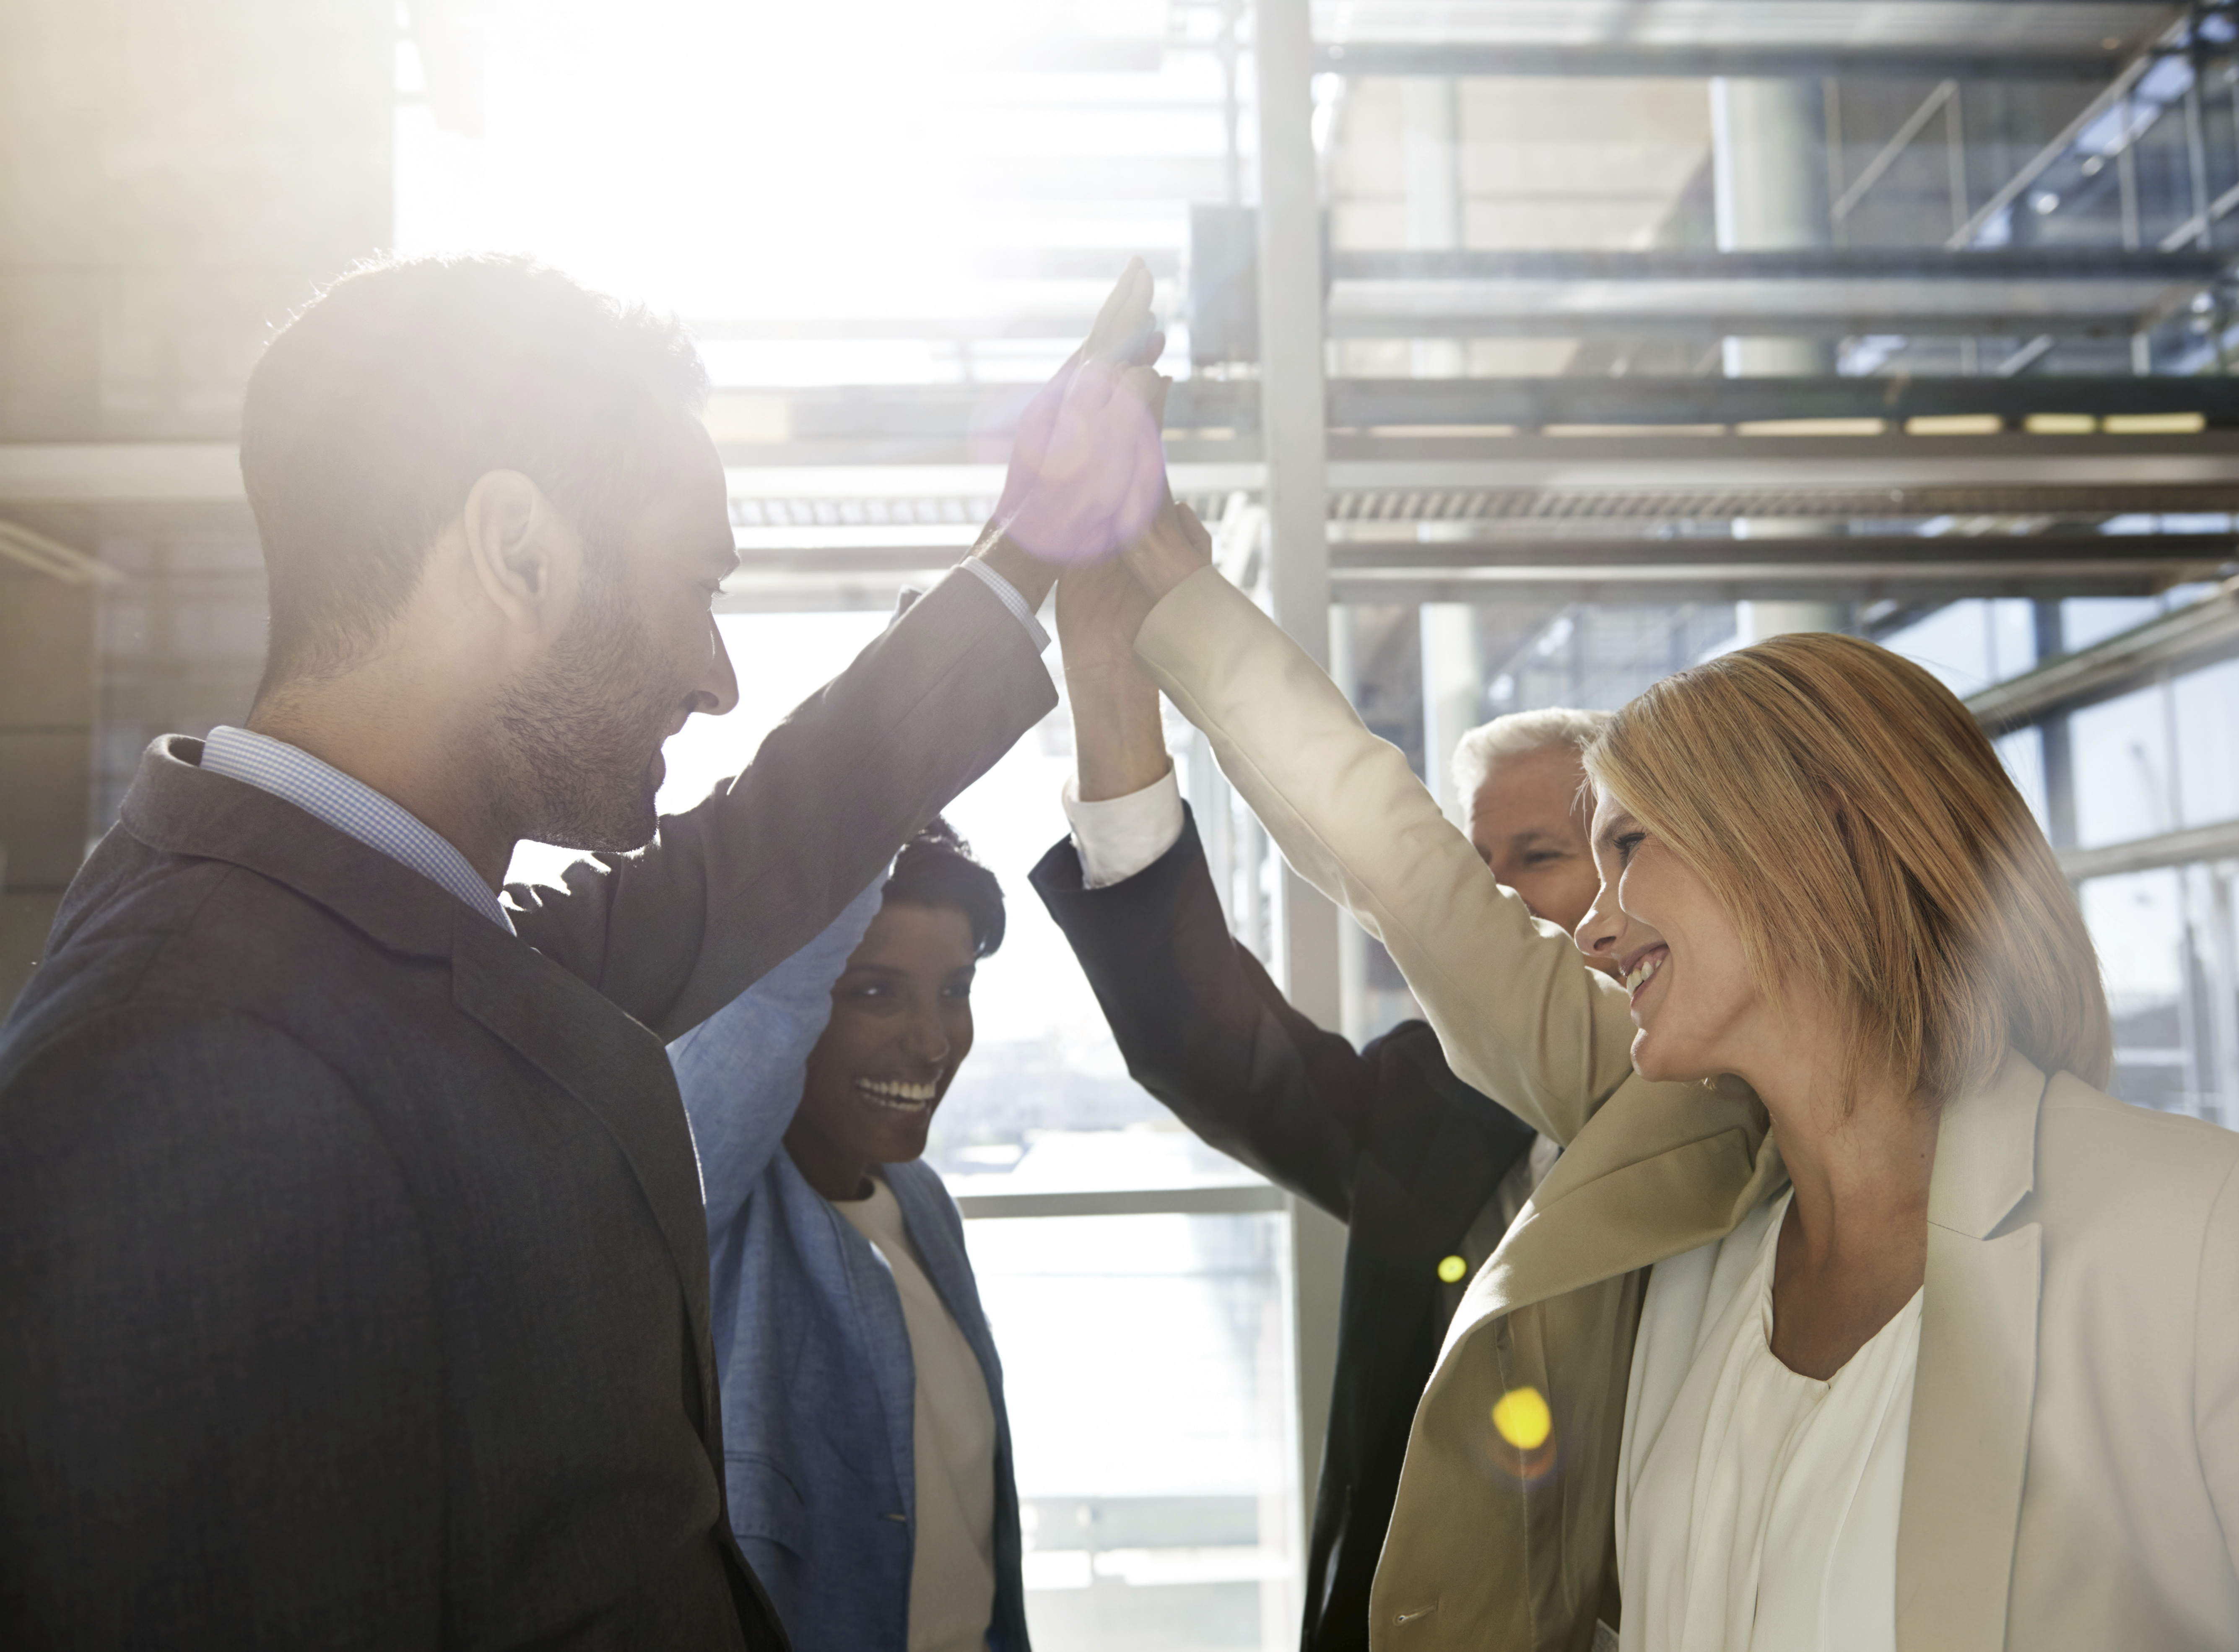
left=200, top=725, right=517, bottom=934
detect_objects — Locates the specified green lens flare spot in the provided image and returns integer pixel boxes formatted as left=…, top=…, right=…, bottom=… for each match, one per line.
left=1436, top=1254, right=1468, bottom=1284
left=1492, top=1386, right=1552, bottom=1451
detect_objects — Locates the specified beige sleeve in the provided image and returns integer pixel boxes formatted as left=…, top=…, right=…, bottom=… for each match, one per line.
left=1132, top=566, right=1639, bottom=1144
left=2197, top=1153, right=2239, bottom=1584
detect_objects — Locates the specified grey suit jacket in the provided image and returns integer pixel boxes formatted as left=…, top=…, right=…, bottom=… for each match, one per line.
left=0, top=566, right=1057, bottom=1651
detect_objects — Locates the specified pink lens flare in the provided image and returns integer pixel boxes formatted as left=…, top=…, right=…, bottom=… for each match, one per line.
left=1000, top=364, right=1168, bottom=567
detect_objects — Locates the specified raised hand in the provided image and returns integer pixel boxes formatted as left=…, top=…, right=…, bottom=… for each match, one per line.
left=997, top=261, right=1162, bottom=525
left=1055, top=552, right=1170, bottom=802
left=1117, top=499, right=1215, bottom=606
left=998, top=260, right=1171, bottom=567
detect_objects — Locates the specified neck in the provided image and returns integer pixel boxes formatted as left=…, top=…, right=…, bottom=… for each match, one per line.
left=249, top=668, right=518, bottom=890
left=782, top=1129, right=873, bottom=1203
left=1743, top=1036, right=1939, bottom=1263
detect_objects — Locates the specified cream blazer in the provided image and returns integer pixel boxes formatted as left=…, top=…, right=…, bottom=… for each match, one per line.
left=1134, top=566, right=2239, bottom=1652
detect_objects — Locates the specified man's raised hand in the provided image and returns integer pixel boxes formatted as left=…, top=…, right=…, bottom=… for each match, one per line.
left=997, top=259, right=1171, bottom=567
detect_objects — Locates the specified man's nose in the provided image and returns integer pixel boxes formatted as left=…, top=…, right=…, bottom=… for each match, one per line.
left=689, top=613, right=738, bottom=718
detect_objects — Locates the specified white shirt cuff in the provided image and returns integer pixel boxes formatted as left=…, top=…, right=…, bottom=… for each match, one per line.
left=1063, top=766, right=1185, bottom=889
left=959, top=557, right=1051, bottom=652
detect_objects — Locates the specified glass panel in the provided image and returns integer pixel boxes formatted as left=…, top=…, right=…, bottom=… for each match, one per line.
left=935, top=681, right=1265, bottom=1194
left=2068, top=683, right=2176, bottom=849
left=967, top=1210, right=1300, bottom=1652
left=2079, top=866, right=2238, bottom=1125
left=1879, top=599, right=2038, bottom=696
left=2174, top=656, right=2239, bottom=831
left=2060, top=597, right=2165, bottom=654
left=1995, top=727, right=2048, bottom=831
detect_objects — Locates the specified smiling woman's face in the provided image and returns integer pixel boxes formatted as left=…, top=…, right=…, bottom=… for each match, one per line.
left=1574, top=790, right=1763, bottom=1084
left=784, top=900, right=978, bottom=1200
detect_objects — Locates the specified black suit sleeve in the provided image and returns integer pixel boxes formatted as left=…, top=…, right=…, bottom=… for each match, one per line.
left=508, top=566, right=1058, bottom=1041
left=0, top=1007, right=444, bottom=1649
left=1032, top=809, right=1528, bottom=1224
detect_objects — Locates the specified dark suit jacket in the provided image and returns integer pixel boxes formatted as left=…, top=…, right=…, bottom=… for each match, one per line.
left=0, top=568, right=1057, bottom=1650
left=1031, top=811, right=1535, bottom=1652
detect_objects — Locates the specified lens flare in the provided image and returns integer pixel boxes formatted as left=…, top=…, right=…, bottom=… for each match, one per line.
left=1436, top=1254, right=1468, bottom=1284
left=1492, top=1386, right=1552, bottom=1452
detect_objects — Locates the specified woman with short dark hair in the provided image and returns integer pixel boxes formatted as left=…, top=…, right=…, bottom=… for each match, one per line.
left=669, top=820, right=1030, bottom=1652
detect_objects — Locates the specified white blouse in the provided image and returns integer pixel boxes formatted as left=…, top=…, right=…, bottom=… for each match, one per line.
left=838, top=1176, right=999, bottom=1652
left=1616, top=1192, right=1923, bottom=1652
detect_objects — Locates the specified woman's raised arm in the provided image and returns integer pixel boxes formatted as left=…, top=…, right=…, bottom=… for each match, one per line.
left=1101, top=511, right=1639, bottom=1144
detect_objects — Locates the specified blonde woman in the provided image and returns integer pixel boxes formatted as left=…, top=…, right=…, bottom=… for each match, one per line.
left=1059, top=504, right=2239, bottom=1652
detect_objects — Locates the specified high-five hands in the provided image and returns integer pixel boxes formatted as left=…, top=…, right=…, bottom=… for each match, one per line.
left=1054, top=501, right=1213, bottom=671
left=1054, top=501, right=1214, bottom=802
left=996, top=259, right=1171, bottom=567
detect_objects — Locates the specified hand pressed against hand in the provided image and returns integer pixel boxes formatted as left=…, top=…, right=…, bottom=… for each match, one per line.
left=1053, top=552, right=1157, bottom=676
left=1054, top=501, right=1214, bottom=675
left=997, top=260, right=1163, bottom=524
left=999, top=260, right=1172, bottom=566
left=1118, top=500, right=1215, bottom=607
left=1056, top=541, right=1171, bottom=803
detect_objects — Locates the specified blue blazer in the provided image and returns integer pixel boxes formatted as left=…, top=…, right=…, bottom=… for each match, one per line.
left=670, top=886, right=1030, bottom=1652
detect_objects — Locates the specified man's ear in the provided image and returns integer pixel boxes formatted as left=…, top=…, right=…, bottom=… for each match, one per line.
left=460, top=469, right=582, bottom=639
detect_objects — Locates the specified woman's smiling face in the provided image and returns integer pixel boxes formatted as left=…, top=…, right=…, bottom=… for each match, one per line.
left=786, top=901, right=978, bottom=1197
left=1574, top=790, right=1764, bottom=1084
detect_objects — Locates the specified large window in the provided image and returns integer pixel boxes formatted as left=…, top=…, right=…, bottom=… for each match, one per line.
left=1882, top=592, right=2239, bottom=1128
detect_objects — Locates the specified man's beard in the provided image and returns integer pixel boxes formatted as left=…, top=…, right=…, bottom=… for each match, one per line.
left=491, top=566, right=676, bottom=852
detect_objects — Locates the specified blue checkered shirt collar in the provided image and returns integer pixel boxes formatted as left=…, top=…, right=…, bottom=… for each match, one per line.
left=201, top=725, right=517, bottom=934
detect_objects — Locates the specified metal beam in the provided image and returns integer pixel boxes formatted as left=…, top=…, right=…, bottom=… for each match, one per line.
left=1257, top=1, right=1348, bottom=1572
left=1315, top=39, right=2148, bottom=83
left=1969, top=579, right=2239, bottom=730
left=1949, top=48, right=2160, bottom=247
left=701, top=377, right=2239, bottom=462
left=1323, top=248, right=2234, bottom=281
left=2057, top=817, right=2239, bottom=882
left=1332, top=568, right=2176, bottom=606
left=1314, top=377, right=2239, bottom=429
left=715, top=530, right=2231, bottom=612
left=1323, top=307, right=2166, bottom=341
left=952, top=1184, right=1288, bottom=1220
left=1333, top=532, right=2237, bottom=571
left=719, top=532, right=2233, bottom=577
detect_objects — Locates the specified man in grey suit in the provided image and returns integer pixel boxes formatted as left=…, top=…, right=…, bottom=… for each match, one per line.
left=0, top=254, right=1167, bottom=1649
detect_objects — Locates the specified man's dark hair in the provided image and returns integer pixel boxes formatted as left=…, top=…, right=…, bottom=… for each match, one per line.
left=884, top=818, right=1006, bottom=958
left=240, top=254, right=710, bottom=694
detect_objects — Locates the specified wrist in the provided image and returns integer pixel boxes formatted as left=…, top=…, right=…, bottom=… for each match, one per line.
left=975, top=529, right=1059, bottom=611
left=1077, top=748, right=1173, bottom=804
left=1068, top=682, right=1169, bottom=802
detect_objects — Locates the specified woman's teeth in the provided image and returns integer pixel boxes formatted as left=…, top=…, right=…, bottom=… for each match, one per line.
left=855, top=1077, right=938, bottom=1112
left=1623, top=954, right=1665, bottom=995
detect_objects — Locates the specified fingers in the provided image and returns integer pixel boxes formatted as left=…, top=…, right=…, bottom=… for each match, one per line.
left=1176, top=502, right=1213, bottom=556
left=1084, top=257, right=1153, bottom=365
left=1121, top=435, right=1167, bottom=542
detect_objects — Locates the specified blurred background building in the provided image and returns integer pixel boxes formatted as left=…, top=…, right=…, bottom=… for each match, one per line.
left=8, top=3, right=2239, bottom=1646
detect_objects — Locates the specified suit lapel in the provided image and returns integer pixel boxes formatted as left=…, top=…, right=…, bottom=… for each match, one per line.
left=1896, top=1050, right=2047, bottom=1652
left=122, top=735, right=725, bottom=1439
left=1441, top=1073, right=1779, bottom=1366
left=448, top=908, right=719, bottom=1426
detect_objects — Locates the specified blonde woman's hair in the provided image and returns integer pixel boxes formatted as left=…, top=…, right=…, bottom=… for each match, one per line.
left=1450, top=706, right=1612, bottom=804
left=1584, top=632, right=2110, bottom=1104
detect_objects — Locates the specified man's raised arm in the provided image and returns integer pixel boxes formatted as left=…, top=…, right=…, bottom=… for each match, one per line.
left=511, top=263, right=1174, bottom=1039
